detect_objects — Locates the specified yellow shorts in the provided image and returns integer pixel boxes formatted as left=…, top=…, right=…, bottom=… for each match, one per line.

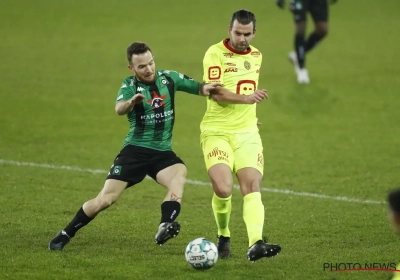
left=200, top=131, right=264, bottom=175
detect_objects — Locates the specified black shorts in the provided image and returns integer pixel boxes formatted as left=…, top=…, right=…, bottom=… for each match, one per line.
left=290, top=0, right=328, bottom=22
left=106, top=145, right=185, bottom=188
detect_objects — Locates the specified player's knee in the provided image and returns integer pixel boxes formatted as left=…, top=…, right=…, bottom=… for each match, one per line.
left=316, top=24, right=328, bottom=37
left=212, top=178, right=233, bottom=198
left=170, top=174, right=186, bottom=189
left=97, top=194, right=116, bottom=210
left=295, top=22, right=306, bottom=36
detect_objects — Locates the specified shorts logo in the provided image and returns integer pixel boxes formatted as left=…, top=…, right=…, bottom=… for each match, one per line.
left=257, top=153, right=264, bottom=166
left=207, top=147, right=229, bottom=162
left=113, top=165, right=122, bottom=175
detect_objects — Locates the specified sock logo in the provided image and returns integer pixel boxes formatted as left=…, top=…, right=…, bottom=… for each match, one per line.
left=170, top=210, right=177, bottom=220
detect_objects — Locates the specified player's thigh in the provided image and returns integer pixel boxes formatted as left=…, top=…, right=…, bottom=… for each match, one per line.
left=232, top=132, right=264, bottom=177
left=310, top=0, right=328, bottom=23
left=148, top=150, right=186, bottom=188
left=290, top=0, right=308, bottom=22
left=97, top=179, right=128, bottom=205
left=201, top=134, right=235, bottom=197
left=106, top=145, right=150, bottom=188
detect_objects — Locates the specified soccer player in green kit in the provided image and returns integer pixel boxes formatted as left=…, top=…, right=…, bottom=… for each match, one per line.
left=48, top=42, right=223, bottom=250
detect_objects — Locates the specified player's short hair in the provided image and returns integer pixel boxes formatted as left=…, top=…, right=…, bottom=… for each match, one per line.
left=127, top=42, right=152, bottom=64
left=388, top=188, right=400, bottom=214
left=230, top=9, right=256, bottom=31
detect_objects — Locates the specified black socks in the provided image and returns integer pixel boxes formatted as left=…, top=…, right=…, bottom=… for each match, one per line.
left=160, top=201, right=181, bottom=224
left=64, top=207, right=93, bottom=237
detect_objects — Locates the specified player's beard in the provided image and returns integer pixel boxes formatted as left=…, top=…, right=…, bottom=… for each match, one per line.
left=137, top=72, right=155, bottom=83
left=233, top=41, right=249, bottom=53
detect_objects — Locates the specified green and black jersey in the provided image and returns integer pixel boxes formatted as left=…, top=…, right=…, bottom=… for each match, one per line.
left=116, top=70, right=201, bottom=151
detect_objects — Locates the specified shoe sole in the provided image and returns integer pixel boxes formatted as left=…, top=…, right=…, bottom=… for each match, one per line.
left=155, top=222, right=180, bottom=245
left=247, top=246, right=281, bottom=262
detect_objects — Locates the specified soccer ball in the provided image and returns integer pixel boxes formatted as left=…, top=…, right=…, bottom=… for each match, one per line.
left=185, top=237, right=218, bottom=270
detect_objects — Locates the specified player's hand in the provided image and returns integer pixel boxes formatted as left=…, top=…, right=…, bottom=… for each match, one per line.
left=276, top=0, right=285, bottom=9
left=202, top=83, right=223, bottom=96
left=245, top=89, right=268, bottom=104
left=128, top=93, right=145, bottom=106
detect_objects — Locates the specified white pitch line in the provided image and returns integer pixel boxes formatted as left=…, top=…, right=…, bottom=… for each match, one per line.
left=0, top=159, right=385, bottom=205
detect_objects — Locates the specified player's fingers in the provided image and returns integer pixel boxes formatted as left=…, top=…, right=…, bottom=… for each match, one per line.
left=213, top=83, right=223, bottom=87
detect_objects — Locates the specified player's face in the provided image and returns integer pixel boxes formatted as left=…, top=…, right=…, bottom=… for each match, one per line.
left=228, top=20, right=256, bottom=53
left=128, top=50, right=156, bottom=83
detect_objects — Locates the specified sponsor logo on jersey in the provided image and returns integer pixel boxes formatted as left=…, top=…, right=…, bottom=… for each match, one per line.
left=224, top=62, right=236, bottom=66
left=251, top=51, right=261, bottom=57
left=147, top=91, right=167, bottom=111
left=223, top=52, right=234, bottom=58
left=224, top=67, right=238, bottom=73
left=130, top=79, right=134, bottom=86
left=137, top=86, right=145, bottom=92
left=208, top=66, right=221, bottom=80
left=244, top=60, right=251, bottom=70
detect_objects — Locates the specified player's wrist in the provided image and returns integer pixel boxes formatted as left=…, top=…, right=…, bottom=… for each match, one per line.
left=199, top=82, right=206, bottom=96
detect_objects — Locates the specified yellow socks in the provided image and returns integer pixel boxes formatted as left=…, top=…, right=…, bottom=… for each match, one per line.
left=212, top=193, right=232, bottom=237
left=243, top=192, right=264, bottom=247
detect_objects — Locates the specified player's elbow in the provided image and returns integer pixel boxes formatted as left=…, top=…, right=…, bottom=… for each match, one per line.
left=115, top=105, right=125, bottom=115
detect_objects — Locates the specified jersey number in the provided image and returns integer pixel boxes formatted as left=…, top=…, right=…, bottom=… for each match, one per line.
left=236, top=80, right=256, bottom=94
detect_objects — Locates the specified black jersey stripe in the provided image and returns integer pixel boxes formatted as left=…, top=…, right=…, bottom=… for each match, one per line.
left=149, top=84, right=165, bottom=141
left=165, top=76, right=176, bottom=136
left=133, top=102, right=145, bottom=138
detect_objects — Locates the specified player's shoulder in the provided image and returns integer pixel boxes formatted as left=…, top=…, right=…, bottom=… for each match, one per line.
left=158, top=69, right=182, bottom=79
left=204, top=40, right=225, bottom=55
left=120, top=76, right=136, bottom=89
left=248, top=45, right=262, bottom=57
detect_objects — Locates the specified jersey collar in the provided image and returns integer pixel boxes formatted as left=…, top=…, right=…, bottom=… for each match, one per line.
left=223, top=39, right=251, bottom=55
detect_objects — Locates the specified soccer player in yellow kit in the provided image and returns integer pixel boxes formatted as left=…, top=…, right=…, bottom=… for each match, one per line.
left=201, top=9, right=282, bottom=262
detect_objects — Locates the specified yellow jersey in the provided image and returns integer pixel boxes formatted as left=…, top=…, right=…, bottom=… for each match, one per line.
left=200, top=39, right=263, bottom=133
left=393, top=263, right=400, bottom=280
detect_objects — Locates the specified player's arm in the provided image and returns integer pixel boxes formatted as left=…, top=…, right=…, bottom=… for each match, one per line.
left=115, top=82, right=144, bottom=115
left=211, top=87, right=268, bottom=104
left=173, top=72, right=222, bottom=96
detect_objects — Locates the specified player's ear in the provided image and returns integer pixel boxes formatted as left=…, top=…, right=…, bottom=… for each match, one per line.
left=253, top=28, right=257, bottom=37
left=128, top=64, right=135, bottom=73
